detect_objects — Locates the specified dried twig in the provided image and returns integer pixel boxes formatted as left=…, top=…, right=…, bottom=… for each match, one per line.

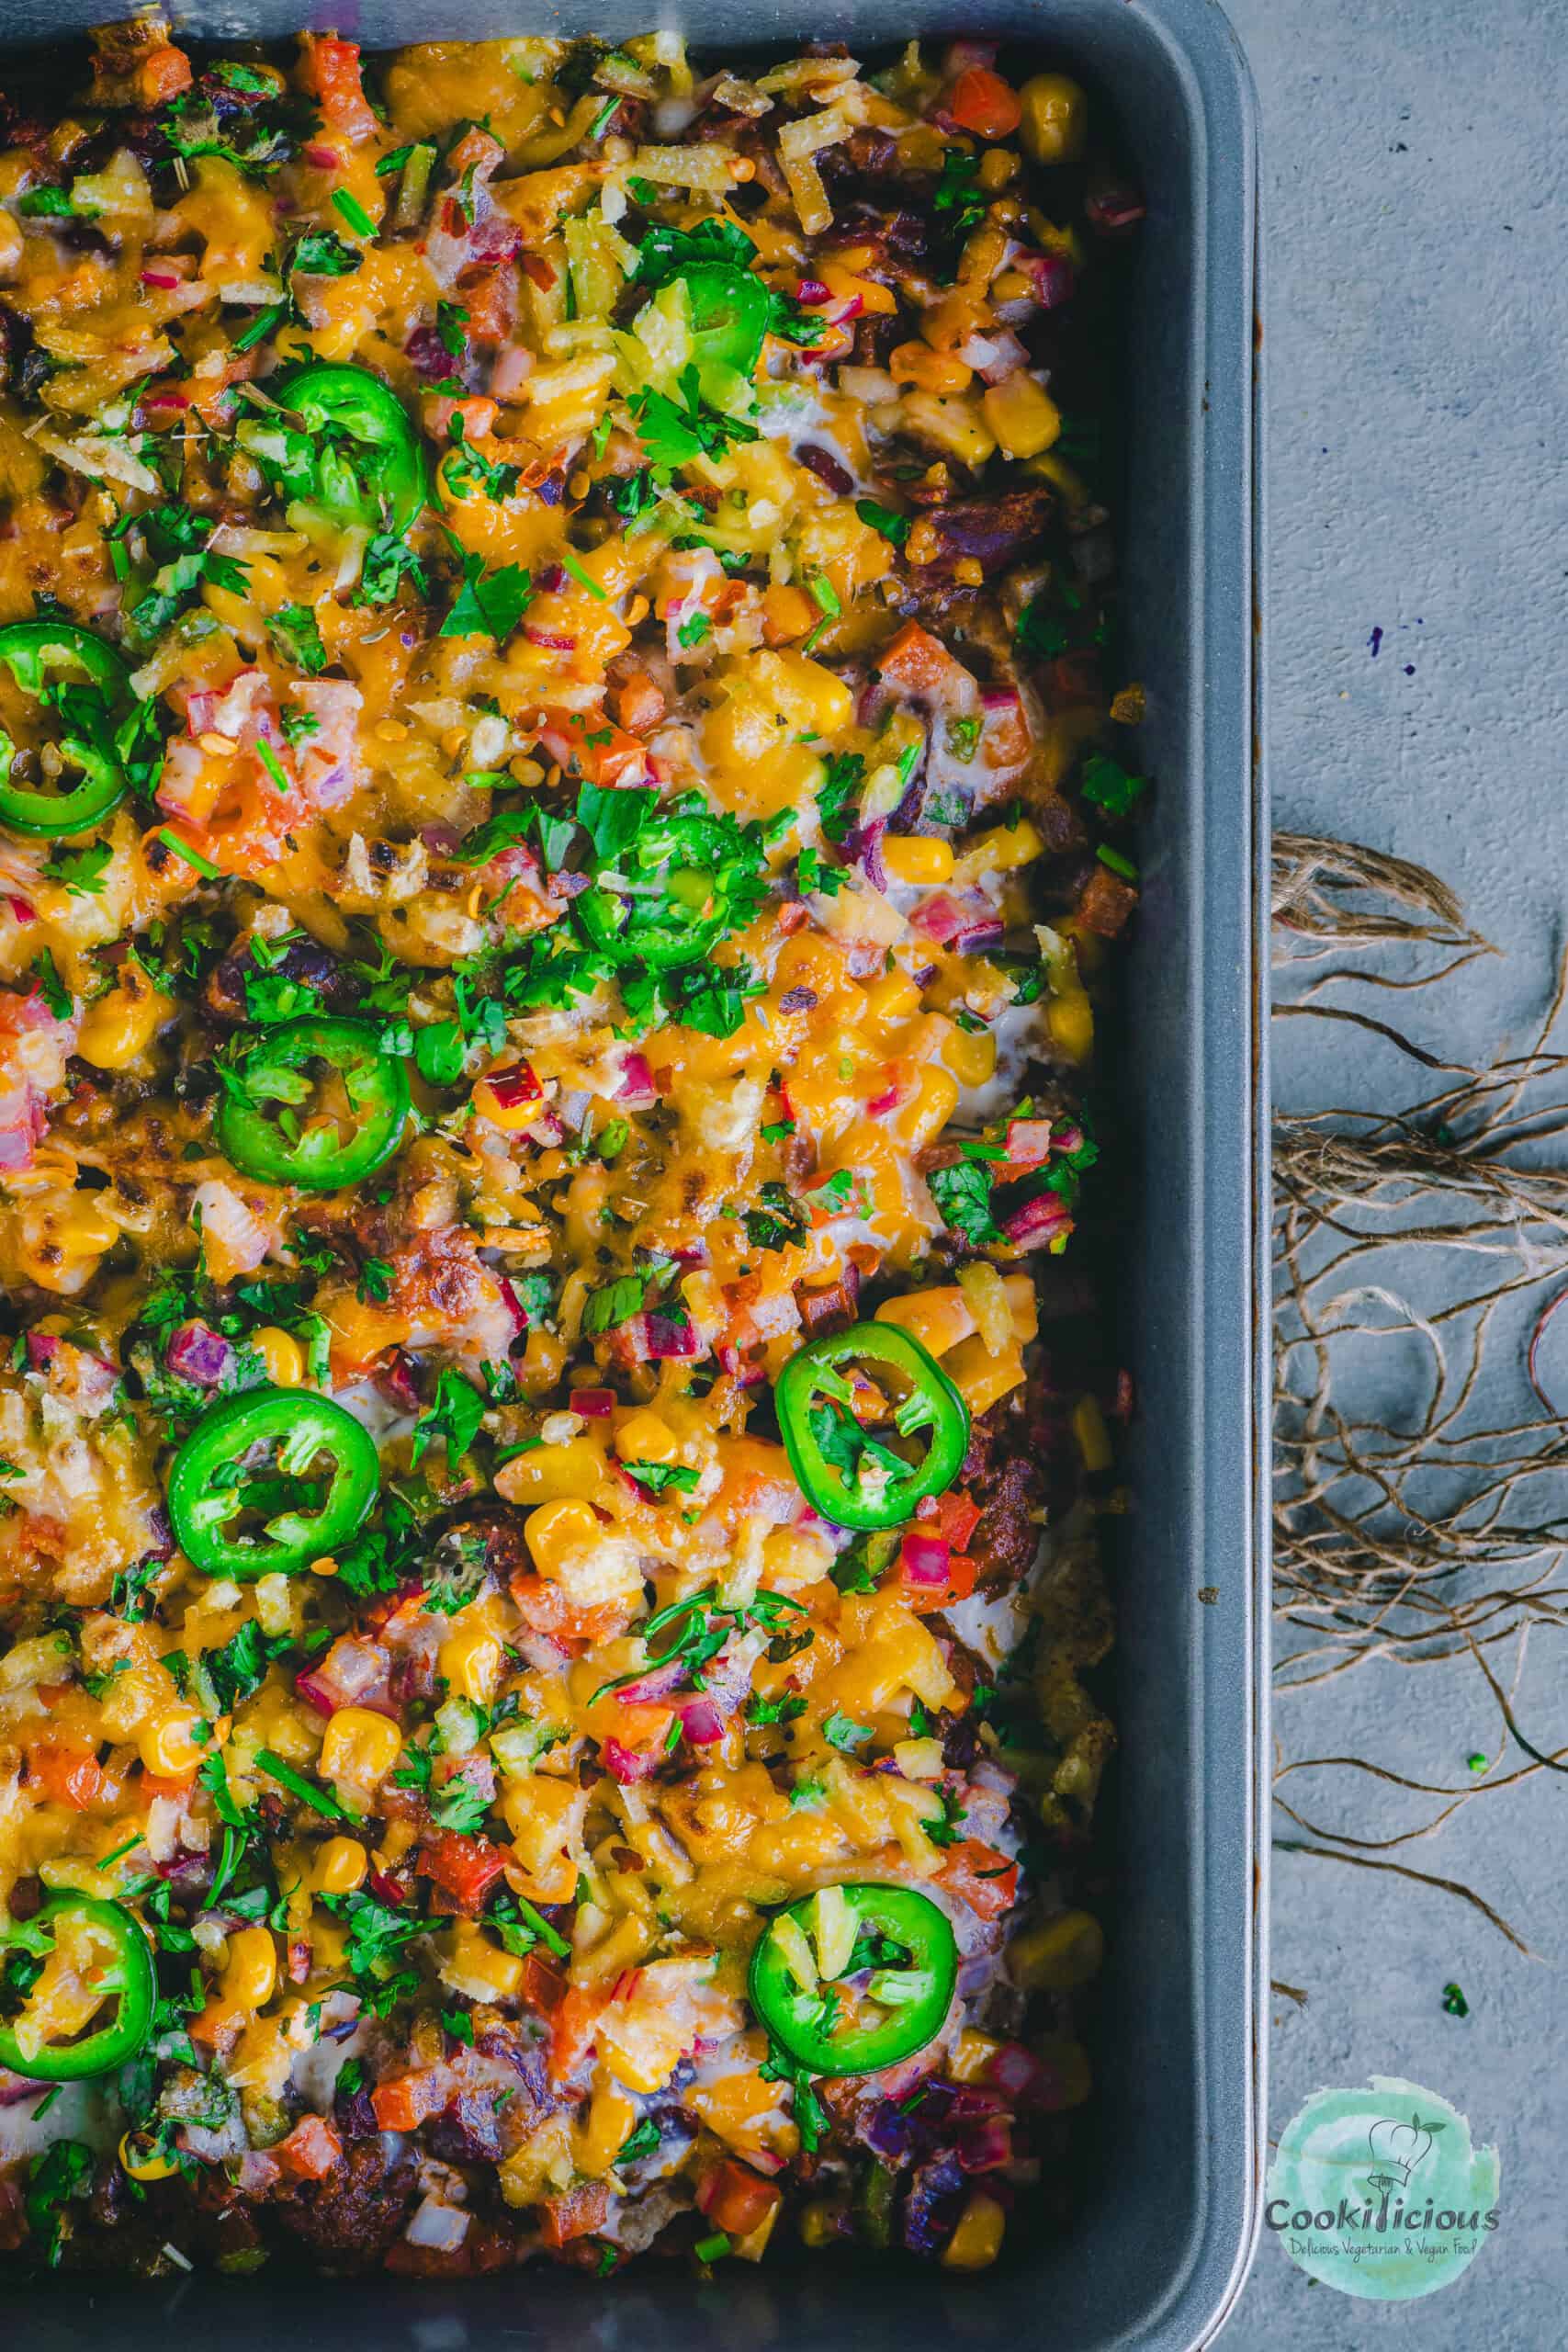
left=1270, top=830, right=1566, bottom=1956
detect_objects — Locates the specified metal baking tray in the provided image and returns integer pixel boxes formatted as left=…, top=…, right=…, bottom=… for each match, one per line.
left=1, top=3, right=1267, bottom=2345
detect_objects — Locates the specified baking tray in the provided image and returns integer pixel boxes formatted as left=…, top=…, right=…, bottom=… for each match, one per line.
left=0, top=3, right=1267, bottom=2345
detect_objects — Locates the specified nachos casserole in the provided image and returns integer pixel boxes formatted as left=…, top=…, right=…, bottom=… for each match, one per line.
left=0, top=23, right=1142, bottom=2280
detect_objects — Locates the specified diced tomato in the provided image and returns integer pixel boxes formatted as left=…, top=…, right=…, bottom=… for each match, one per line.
left=696, top=2157, right=784, bottom=2240
left=938, top=1838, right=1021, bottom=1921
left=535, top=707, right=649, bottom=789
left=896, top=1551, right=978, bottom=1613
left=509, top=1570, right=632, bottom=1648
left=919, top=1488, right=984, bottom=1552
left=875, top=620, right=972, bottom=699
left=547, top=1984, right=605, bottom=2083
left=539, top=2180, right=611, bottom=2247
left=611, top=670, right=666, bottom=735
left=944, top=66, right=1022, bottom=139
left=275, top=2113, right=344, bottom=2181
left=135, top=44, right=192, bottom=106
left=522, top=1951, right=568, bottom=2014
left=140, top=1770, right=197, bottom=1805
left=417, top=1828, right=509, bottom=1916
left=298, top=33, right=378, bottom=140
left=26, top=1742, right=103, bottom=1811
left=370, top=2069, right=448, bottom=2132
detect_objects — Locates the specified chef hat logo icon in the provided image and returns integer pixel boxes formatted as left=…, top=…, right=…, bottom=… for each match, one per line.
left=1366, top=2112, right=1443, bottom=2188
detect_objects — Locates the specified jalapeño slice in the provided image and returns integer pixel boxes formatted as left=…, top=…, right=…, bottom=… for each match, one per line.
left=774, top=1321, right=970, bottom=1532
left=167, top=1386, right=379, bottom=1578
left=260, top=363, right=428, bottom=533
left=573, top=807, right=759, bottom=970
left=0, top=1894, right=155, bottom=2081
left=0, top=622, right=135, bottom=837
left=750, top=1883, right=957, bottom=2076
left=215, top=1014, right=410, bottom=1192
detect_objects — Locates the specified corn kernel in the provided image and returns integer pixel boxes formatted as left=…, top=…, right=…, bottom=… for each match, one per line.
left=889, top=341, right=974, bottom=397
left=982, top=373, right=1062, bottom=460
left=319, top=1707, right=401, bottom=1791
left=942, top=2190, right=1006, bottom=2269
left=892, top=1736, right=945, bottom=1781
left=944, top=1336, right=1027, bottom=1417
left=950, top=2028, right=1003, bottom=2085
left=1072, top=1395, right=1113, bottom=1474
left=251, top=1325, right=305, bottom=1386
left=119, top=2131, right=180, bottom=2182
left=473, top=1070, right=543, bottom=1132
left=440, top=1620, right=505, bottom=1704
left=797, top=2199, right=844, bottom=2249
left=862, top=968, right=921, bottom=1031
left=882, top=834, right=956, bottom=887
left=1008, top=1908, right=1105, bottom=1992
left=221, top=1924, right=276, bottom=2010
left=313, top=1836, right=368, bottom=1895
left=897, top=392, right=996, bottom=471
left=138, top=1708, right=217, bottom=1778
left=952, top=818, right=1046, bottom=886
left=1018, top=73, right=1088, bottom=165
left=1047, top=989, right=1094, bottom=1064
left=874, top=1284, right=974, bottom=1358
left=443, top=1917, right=527, bottom=2002
left=525, top=1496, right=600, bottom=1577
left=76, top=972, right=174, bottom=1071
left=891, top=1065, right=959, bottom=1150
left=941, top=1024, right=997, bottom=1087
left=614, top=1409, right=679, bottom=1466
left=575, top=2082, right=637, bottom=2178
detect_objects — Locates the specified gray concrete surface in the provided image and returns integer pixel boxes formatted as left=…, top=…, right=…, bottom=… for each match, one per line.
left=1222, top=0, right=1567, bottom=2341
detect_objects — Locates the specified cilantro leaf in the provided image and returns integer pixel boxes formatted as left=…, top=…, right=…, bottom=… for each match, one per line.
left=410, top=1368, right=486, bottom=1468
left=927, top=1158, right=1002, bottom=1246
left=1080, top=752, right=1147, bottom=816
left=440, top=547, right=533, bottom=642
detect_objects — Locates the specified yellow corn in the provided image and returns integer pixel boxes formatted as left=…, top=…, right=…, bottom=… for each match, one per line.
left=319, top=1707, right=401, bottom=1790
left=982, top=373, right=1062, bottom=460
left=473, top=1071, right=542, bottom=1132
left=952, top=818, right=1046, bottom=886
left=119, top=2132, right=180, bottom=2182
left=313, top=1836, right=368, bottom=1895
left=941, top=1024, right=997, bottom=1087
left=891, top=1065, right=959, bottom=1150
left=525, top=1497, right=600, bottom=1577
left=1072, top=1395, right=1113, bottom=1474
left=875, top=1284, right=975, bottom=1359
left=138, top=1708, right=217, bottom=1777
left=882, top=833, right=956, bottom=887
left=497, top=1434, right=604, bottom=1502
left=444, top=1918, right=526, bottom=2001
left=819, top=259, right=897, bottom=315
left=889, top=341, right=973, bottom=397
left=949, top=2028, right=1003, bottom=2085
left=76, top=972, right=174, bottom=1070
left=1018, top=73, right=1088, bottom=165
left=1047, top=989, right=1094, bottom=1064
left=440, top=1620, right=505, bottom=1704
left=576, top=2082, right=637, bottom=2178
left=942, top=2190, right=1006, bottom=2269
left=1009, top=1908, right=1106, bottom=1992
left=862, top=969, right=921, bottom=1031
left=943, top=1336, right=1027, bottom=1417
left=798, top=2199, right=844, bottom=2249
left=221, top=1924, right=276, bottom=2010
left=897, top=392, right=996, bottom=471
left=614, top=1408, right=679, bottom=1465
left=251, top=1326, right=305, bottom=1385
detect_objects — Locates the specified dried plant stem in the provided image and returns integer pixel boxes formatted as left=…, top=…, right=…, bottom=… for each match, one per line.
left=1270, top=829, right=1568, bottom=1955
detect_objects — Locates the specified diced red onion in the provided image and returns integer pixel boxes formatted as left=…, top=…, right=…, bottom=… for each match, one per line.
left=716, top=1343, right=766, bottom=1388
left=536, top=564, right=566, bottom=594
left=1002, top=1118, right=1054, bottom=1169
left=524, top=628, right=577, bottom=651
left=957, top=2113, right=1013, bottom=2173
left=6, top=896, right=36, bottom=925
left=899, top=1532, right=952, bottom=1587
left=961, top=328, right=1029, bottom=384
left=674, top=1696, right=725, bottom=1745
left=141, top=267, right=184, bottom=290
left=166, top=1320, right=232, bottom=1388
left=602, top=1736, right=661, bottom=1784
left=303, top=142, right=340, bottom=167
left=296, top=1636, right=396, bottom=1718
left=1015, top=250, right=1077, bottom=310
left=1002, top=1194, right=1075, bottom=1250
left=642, top=1313, right=700, bottom=1362
left=795, top=277, right=830, bottom=305
left=614, top=1658, right=688, bottom=1707
left=485, top=1061, right=542, bottom=1111
left=570, top=1386, right=615, bottom=1419
left=26, top=1331, right=59, bottom=1371
left=615, top=1052, right=657, bottom=1110
left=497, top=1277, right=530, bottom=1334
